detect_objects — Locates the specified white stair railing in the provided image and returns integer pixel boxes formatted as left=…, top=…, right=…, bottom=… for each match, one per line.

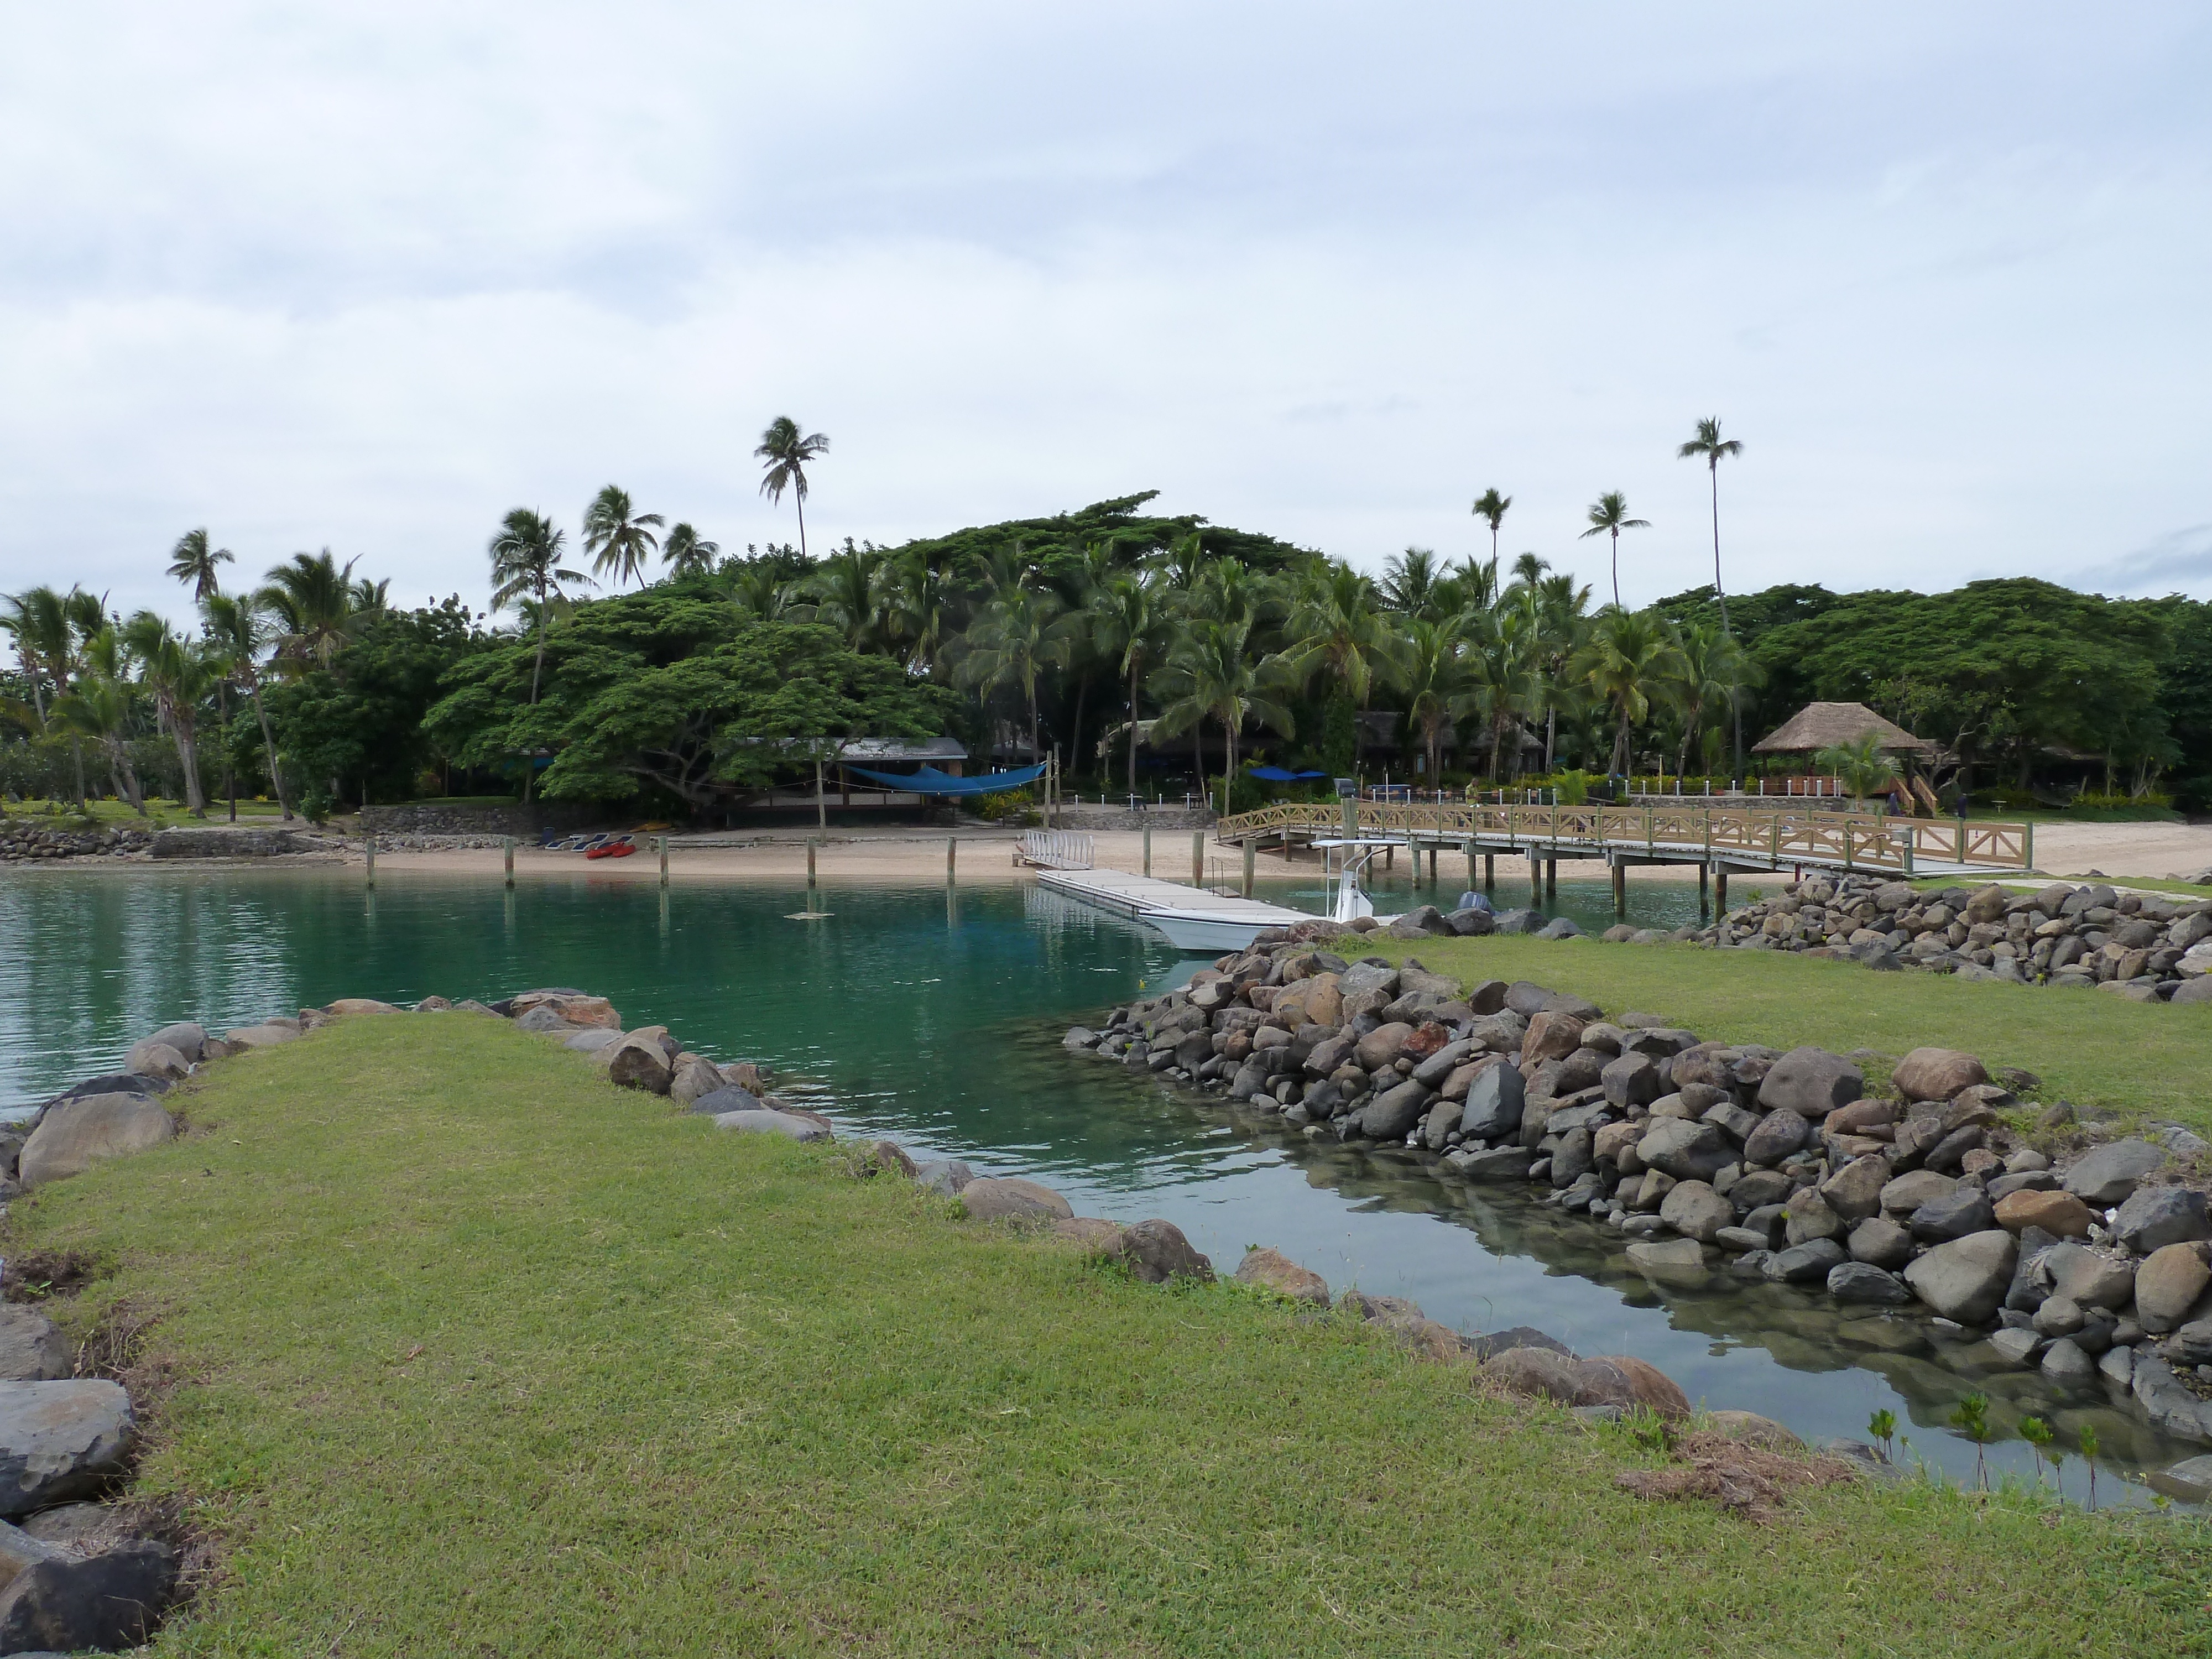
left=1021, top=830, right=1095, bottom=870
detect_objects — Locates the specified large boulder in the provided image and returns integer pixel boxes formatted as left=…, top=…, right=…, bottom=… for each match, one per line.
left=1109, top=1219, right=1214, bottom=1284
left=118, top=1041, right=187, bottom=1082
left=0, top=1311, right=71, bottom=1383
left=1740, top=1108, right=1812, bottom=1168
left=914, top=1159, right=973, bottom=1199
left=1521, top=1011, right=1585, bottom=1062
left=1658, top=1181, right=1732, bottom=1244
left=1910, top=1188, right=1996, bottom=1243
left=1354, top=1023, right=1415, bottom=1072
left=0, top=1382, right=135, bottom=1514
left=668, top=1058, right=725, bottom=1105
left=1636, top=1118, right=1729, bottom=1182
left=223, top=1022, right=298, bottom=1048
left=1828, top=1262, right=1912, bottom=1305
left=688, top=1084, right=763, bottom=1116
left=1272, top=974, right=1342, bottom=1029
left=710, top=1109, right=829, bottom=1143
left=2114, top=1187, right=2212, bottom=1254
left=2062, top=1139, right=2169, bottom=1206
left=1359, top=1080, right=1431, bottom=1141
left=325, top=997, right=401, bottom=1018
left=1580, top=1355, right=1691, bottom=1420
left=2135, top=1243, right=2211, bottom=1333
left=959, top=1177, right=1074, bottom=1223
left=1879, top=1168, right=1955, bottom=1216
left=18, top=1095, right=175, bottom=1188
left=2044, top=1241, right=2137, bottom=1311
left=1819, top=1155, right=1891, bottom=1225
left=597, top=1029, right=674, bottom=1094
left=1457, top=1062, right=1525, bottom=1140
left=1484, top=1346, right=1580, bottom=1404
left=0, top=1527, right=179, bottom=1654
left=1235, top=1247, right=1329, bottom=1305
left=1891, top=1048, right=1990, bottom=1102
left=1756, top=1048, right=1864, bottom=1118
left=1902, top=1230, right=2018, bottom=1323
left=132, top=1021, right=205, bottom=1064
left=561, top=1027, right=624, bottom=1054
left=1848, top=1215, right=1914, bottom=1269
left=1992, top=1189, right=2095, bottom=1239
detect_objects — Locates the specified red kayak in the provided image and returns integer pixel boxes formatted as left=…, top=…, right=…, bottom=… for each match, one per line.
left=584, top=841, right=637, bottom=860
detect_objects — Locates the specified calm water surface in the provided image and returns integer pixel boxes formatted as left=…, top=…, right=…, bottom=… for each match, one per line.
left=0, top=864, right=2193, bottom=1501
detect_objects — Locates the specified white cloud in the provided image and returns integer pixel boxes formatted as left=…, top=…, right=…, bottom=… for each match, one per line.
left=1, top=1, right=2207, bottom=623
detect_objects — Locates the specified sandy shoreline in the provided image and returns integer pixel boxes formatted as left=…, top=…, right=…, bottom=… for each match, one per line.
left=11, top=819, right=2212, bottom=891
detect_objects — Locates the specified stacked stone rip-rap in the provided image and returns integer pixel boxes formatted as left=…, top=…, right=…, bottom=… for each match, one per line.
left=1065, top=919, right=2212, bottom=1453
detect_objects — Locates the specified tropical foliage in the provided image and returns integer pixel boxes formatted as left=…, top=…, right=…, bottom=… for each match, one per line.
left=13, top=440, right=2212, bottom=820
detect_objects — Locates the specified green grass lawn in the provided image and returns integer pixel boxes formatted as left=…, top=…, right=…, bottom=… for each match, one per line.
left=2, top=796, right=293, bottom=830
left=1361, top=935, right=2212, bottom=1140
left=11, top=1017, right=2205, bottom=1655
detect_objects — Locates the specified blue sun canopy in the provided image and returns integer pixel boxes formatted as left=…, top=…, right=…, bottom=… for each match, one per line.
left=1246, top=766, right=1329, bottom=782
left=842, top=762, right=1048, bottom=797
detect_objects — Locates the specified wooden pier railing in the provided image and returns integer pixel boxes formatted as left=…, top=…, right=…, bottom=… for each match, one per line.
left=1212, top=801, right=2032, bottom=874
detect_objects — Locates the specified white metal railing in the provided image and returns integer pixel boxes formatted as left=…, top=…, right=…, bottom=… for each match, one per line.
left=1021, top=830, right=1095, bottom=870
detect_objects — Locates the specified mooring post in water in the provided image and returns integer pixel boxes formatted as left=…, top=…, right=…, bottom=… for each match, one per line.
left=1463, top=838, right=1475, bottom=892
left=947, top=836, right=957, bottom=883
left=503, top=836, right=515, bottom=889
left=1191, top=831, right=1203, bottom=887
left=1714, top=863, right=1728, bottom=914
left=1528, top=847, right=1541, bottom=903
left=1484, top=852, right=1494, bottom=890
left=1241, top=838, right=1254, bottom=898
left=1612, top=857, right=1627, bottom=918
left=364, top=833, right=376, bottom=888
left=658, top=835, right=669, bottom=888
left=1142, top=824, right=1151, bottom=877
left=1698, top=861, right=1710, bottom=917
left=807, top=837, right=818, bottom=888
left=1546, top=857, right=1557, bottom=899
left=815, top=760, right=826, bottom=830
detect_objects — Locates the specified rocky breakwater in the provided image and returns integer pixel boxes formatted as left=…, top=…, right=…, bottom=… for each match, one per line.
left=1063, top=924, right=2212, bottom=1489
left=0, top=822, right=153, bottom=864
left=1700, top=874, right=2212, bottom=1001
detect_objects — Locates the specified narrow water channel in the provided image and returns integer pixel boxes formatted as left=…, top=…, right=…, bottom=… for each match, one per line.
left=0, top=867, right=2193, bottom=1504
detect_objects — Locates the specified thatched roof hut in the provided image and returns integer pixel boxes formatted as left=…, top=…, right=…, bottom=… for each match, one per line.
left=1752, top=701, right=1937, bottom=756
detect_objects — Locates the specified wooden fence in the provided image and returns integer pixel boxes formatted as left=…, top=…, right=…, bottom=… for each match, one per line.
left=1213, top=801, right=2032, bottom=874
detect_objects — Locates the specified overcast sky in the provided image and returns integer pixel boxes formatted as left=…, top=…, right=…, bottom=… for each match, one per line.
left=2, top=3, right=2206, bottom=625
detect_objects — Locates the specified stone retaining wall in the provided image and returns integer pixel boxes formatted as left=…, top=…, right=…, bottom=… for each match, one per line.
left=149, top=826, right=327, bottom=859
left=358, top=802, right=602, bottom=837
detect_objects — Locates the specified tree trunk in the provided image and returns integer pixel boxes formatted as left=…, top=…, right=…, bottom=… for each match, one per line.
left=1610, top=530, right=1621, bottom=610
left=1489, top=718, right=1503, bottom=786
left=1613, top=708, right=1632, bottom=776
left=796, top=494, right=808, bottom=562
left=69, top=735, right=86, bottom=807
left=1545, top=705, right=1557, bottom=771
left=175, top=719, right=207, bottom=815
left=1069, top=674, right=1088, bottom=787
left=108, top=740, right=145, bottom=813
left=1127, top=661, right=1141, bottom=799
left=248, top=682, right=291, bottom=820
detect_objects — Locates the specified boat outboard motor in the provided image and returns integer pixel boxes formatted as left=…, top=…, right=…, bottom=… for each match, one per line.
left=1454, top=890, right=1495, bottom=916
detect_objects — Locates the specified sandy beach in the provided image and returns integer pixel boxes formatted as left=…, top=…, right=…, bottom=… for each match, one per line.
left=359, top=818, right=2212, bottom=889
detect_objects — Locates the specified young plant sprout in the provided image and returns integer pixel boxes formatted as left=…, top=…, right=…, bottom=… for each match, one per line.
left=2078, top=1424, right=2100, bottom=1511
left=1867, top=1407, right=1897, bottom=1464
left=2018, top=1416, right=2054, bottom=1489
left=1950, top=1392, right=1991, bottom=1491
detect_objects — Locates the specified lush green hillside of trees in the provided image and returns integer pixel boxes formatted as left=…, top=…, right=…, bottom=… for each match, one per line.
left=6, top=488, right=2210, bottom=820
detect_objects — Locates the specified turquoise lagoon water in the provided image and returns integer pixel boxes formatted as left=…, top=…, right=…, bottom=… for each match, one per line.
left=0, top=864, right=2193, bottom=1500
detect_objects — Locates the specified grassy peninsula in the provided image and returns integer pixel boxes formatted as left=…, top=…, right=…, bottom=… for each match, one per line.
left=13, top=1015, right=2206, bottom=1655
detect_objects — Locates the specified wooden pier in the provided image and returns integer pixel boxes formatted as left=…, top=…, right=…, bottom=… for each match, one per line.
left=1213, top=800, right=2033, bottom=919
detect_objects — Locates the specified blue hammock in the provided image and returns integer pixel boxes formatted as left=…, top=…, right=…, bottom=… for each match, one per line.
left=842, top=761, right=1048, bottom=797
left=1246, top=765, right=1329, bottom=782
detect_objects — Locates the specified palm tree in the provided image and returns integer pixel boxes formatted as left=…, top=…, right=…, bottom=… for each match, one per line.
left=1571, top=608, right=1688, bottom=777
left=806, top=544, right=886, bottom=650
left=1472, top=489, right=1512, bottom=564
left=1816, top=733, right=1898, bottom=802
left=732, top=564, right=801, bottom=623
left=1148, top=619, right=1293, bottom=806
left=1277, top=561, right=1401, bottom=773
left=1397, top=618, right=1477, bottom=785
left=1579, top=492, right=1650, bottom=610
left=122, top=612, right=216, bottom=815
left=0, top=586, right=70, bottom=722
left=1679, top=416, right=1746, bottom=776
left=1667, top=619, right=1759, bottom=777
left=168, top=529, right=233, bottom=601
left=1151, top=533, right=1209, bottom=594
left=1464, top=603, right=1543, bottom=782
left=956, top=585, right=1073, bottom=764
left=202, top=592, right=292, bottom=818
left=879, top=548, right=954, bottom=674
left=755, top=417, right=829, bottom=559
left=1441, top=553, right=1499, bottom=618
left=48, top=627, right=146, bottom=813
left=1092, top=573, right=1178, bottom=797
left=661, top=523, right=721, bottom=578
left=1507, top=551, right=1550, bottom=594
left=258, top=551, right=361, bottom=671
left=1382, top=547, right=1445, bottom=620
left=581, top=486, right=664, bottom=590
left=488, top=509, right=591, bottom=707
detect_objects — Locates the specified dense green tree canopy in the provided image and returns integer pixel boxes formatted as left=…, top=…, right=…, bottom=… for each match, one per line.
left=425, top=586, right=955, bottom=809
